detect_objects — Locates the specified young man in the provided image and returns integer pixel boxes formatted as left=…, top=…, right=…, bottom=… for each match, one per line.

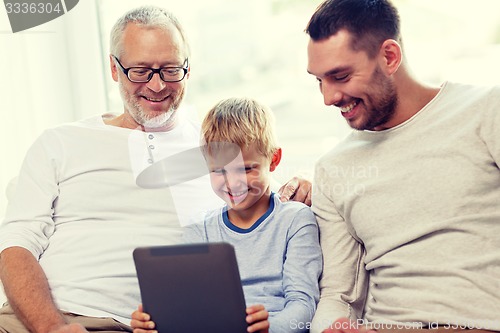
left=131, top=97, right=323, bottom=333
left=305, top=0, right=500, bottom=332
left=0, top=7, right=311, bottom=333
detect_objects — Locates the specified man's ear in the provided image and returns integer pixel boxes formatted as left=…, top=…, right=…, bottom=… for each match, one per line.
left=270, top=148, right=282, bottom=172
left=110, top=55, right=119, bottom=82
left=379, top=39, right=402, bottom=76
left=185, top=65, right=191, bottom=80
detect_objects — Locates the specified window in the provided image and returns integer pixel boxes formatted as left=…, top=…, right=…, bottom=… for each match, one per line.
left=96, top=0, right=500, bottom=183
left=2, top=0, right=499, bottom=220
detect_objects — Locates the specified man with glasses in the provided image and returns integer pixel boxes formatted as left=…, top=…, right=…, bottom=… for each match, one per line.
left=0, top=6, right=309, bottom=333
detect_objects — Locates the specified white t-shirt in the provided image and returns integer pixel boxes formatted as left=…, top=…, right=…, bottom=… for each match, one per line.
left=0, top=113, right=222, bottom=324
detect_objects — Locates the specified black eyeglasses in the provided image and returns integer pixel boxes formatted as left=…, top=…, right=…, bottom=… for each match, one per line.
left=113, top=56, right=189, bottom=83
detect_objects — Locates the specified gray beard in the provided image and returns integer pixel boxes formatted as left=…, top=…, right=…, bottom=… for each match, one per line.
left=131, top=107, right=175, bottom=128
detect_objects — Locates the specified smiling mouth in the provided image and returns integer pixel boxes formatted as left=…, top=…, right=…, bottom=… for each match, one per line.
left=143, top=96, right=168, bottom=102
left=340, top=100, right=358, bottom=113
left=227, top=189, right=248, bottom=197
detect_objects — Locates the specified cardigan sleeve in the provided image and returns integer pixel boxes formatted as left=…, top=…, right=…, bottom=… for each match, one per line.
left=0, top=130, right=61, bottom=259
left=310, top=163, right=369, bottom=333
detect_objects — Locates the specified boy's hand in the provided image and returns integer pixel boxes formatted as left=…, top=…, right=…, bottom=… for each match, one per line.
left=246, top=304, right=269, bottom=333
left=130, top=304, right=157, bottom=333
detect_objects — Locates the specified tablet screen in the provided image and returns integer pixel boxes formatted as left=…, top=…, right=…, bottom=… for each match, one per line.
left=133, top=242, right=248, bottom=333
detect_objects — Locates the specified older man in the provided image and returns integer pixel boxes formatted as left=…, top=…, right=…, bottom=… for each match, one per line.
left=0, top=6, right=310, bottom=333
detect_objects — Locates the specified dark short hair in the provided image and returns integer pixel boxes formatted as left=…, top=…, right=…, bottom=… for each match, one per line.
left=305, top=0, right=401, bottom=58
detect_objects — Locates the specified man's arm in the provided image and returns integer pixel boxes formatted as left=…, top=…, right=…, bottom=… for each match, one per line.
left=0, top=247, right=86, bottom=333
left=310, top=165, right=369, bottom=333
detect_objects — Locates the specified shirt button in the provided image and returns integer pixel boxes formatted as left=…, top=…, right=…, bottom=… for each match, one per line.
left=148, top=159, right=153, bottom=164
left=148, top=134, right=154, bottom=140
left=149, top=145, right=155, bottom=150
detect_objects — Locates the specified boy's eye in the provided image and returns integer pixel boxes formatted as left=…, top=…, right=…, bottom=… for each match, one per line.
left=212, top=168, right=226, bottom=174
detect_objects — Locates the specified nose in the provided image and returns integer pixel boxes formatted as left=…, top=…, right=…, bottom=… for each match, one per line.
left=146, top=72, right=167, bottom=92
left=224, top=170, right=247, bottom=190
left=321, top=81, right=343, bottom=106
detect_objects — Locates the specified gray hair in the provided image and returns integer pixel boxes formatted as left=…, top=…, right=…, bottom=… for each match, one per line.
left=109, top=5, right=190, bottom=58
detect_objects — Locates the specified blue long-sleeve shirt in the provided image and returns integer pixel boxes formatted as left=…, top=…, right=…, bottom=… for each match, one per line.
left=183, top=193, right=323, bottom=333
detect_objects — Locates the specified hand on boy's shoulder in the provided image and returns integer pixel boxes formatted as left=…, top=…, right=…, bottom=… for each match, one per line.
left=278, top=176, right=312, bottom=206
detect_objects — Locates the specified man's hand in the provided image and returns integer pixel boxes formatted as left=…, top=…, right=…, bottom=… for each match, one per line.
left=49, top=323, right=88, bottom=333
left=323, top=318, right=376, bottom=333
left=278, top=176, right=312, bottom=206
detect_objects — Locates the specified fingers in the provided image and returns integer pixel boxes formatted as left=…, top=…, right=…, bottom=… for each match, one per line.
left=278, top=176, right=312, bottom=206
left=322, top=318, right=377, bottom=333
left=247, top=319, right=270, bottom=333
left=132, top=329, right=157, bottom=333
left=278, top=177, right=299, bottom=201
left=303, top=186, right=312, bottom=206
left=246, top=305, right=269, bottom=333
left=49, top=323, right=88, bottom=333
left=130, top=318, right=156, bottom=332
left=130, top=304, right=156, bottom=333
left=131, top=308, right=149, bottom=321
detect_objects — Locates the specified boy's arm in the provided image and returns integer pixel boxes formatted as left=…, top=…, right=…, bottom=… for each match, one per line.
left=270, top=207, right=323, bottom=333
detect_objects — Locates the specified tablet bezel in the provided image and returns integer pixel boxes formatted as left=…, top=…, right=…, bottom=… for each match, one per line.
left=133, top=242, right=248, bottom=333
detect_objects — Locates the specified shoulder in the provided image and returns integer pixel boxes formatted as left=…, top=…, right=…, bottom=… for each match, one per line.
left=315, top=131, right=359, bottom=169
left=177, top=112, right=202, bottom=136
left=203, top=208, right=223, bottom=225
left=438, top=82, right=500, bottom=110
left=273, top=195, right=317, bottom=227
left=40, top=115, right=110, bottom=139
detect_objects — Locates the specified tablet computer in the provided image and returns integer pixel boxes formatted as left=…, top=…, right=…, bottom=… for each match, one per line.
left=133, top=242, right=248, bottom=333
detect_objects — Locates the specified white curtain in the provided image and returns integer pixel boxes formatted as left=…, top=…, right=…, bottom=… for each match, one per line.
left=0, top=0, right=107, bottom=222
left=0, top=0, right=107, bottom=303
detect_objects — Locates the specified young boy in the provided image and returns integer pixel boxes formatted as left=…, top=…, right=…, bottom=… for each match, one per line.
left=131, top=97, right=322, bottom=333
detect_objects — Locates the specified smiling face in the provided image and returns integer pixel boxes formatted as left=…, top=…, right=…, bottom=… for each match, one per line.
left=110, top=23, right=189, bottom=130
left=206, top=143, right=281, bottom=223
left=307, top=29, right=399, bottom=131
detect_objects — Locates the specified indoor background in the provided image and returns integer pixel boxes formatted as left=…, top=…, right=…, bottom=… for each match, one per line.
left=1, top=0, right=499, bottom=220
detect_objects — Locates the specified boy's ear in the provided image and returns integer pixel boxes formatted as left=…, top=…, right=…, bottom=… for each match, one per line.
left=269, top=148, right=282, bottom=172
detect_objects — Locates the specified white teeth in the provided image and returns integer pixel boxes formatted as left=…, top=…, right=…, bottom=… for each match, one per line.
left=340, top=101, right=357, bottom=113
left=145, top=97, right=165, bottom=102
left=229, top=190, right=247, bottom=197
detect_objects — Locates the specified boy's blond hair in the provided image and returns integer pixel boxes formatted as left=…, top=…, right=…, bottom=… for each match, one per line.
left=201, top=97, right=279, bottom=159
